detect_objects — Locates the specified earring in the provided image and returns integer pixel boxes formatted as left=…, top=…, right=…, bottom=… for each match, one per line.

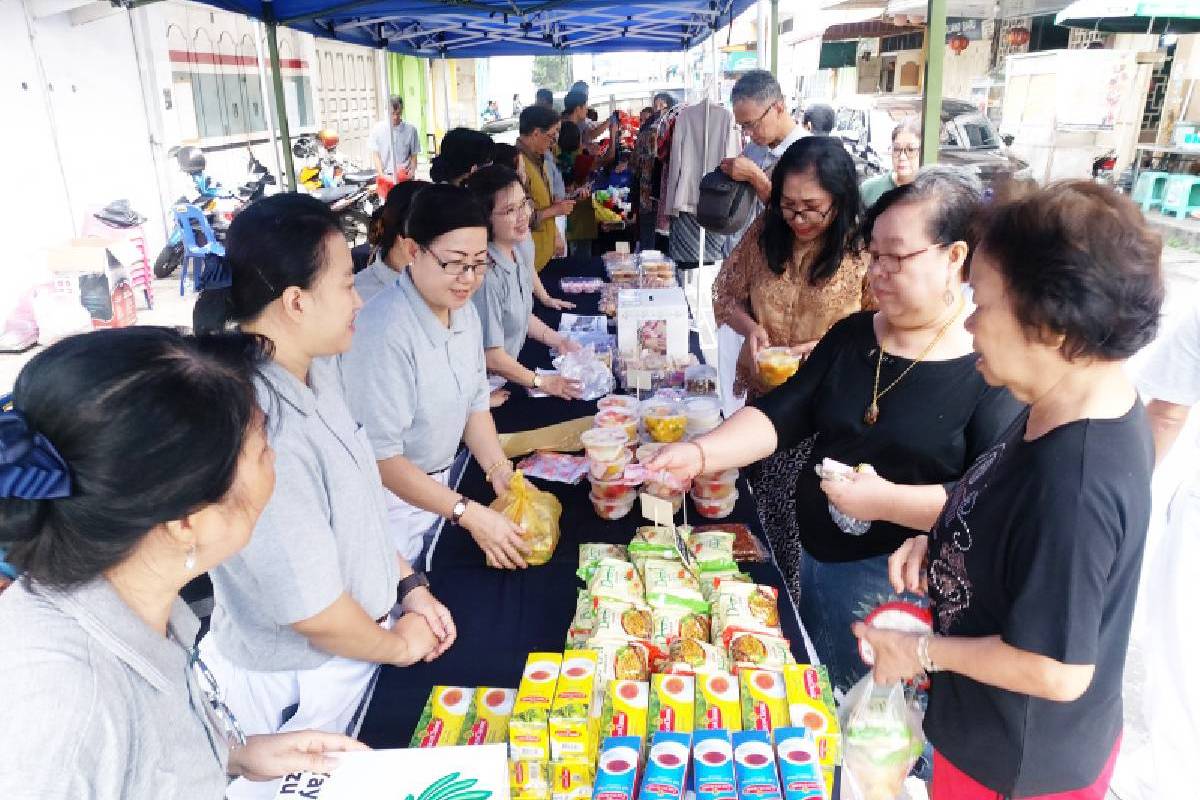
left=943, top=288, right=954, bottom=307
left=185, top=544, right=197, bottom=571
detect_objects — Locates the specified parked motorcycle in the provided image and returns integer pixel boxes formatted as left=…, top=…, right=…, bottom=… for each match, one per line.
left=1092, top=149, right=1118, bottom=186
left=153, top=147, right=275, bottom=279
left=293, top=131, right=378, bottom=245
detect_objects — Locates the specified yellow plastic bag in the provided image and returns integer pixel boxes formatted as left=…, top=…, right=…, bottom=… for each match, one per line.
left=490, top=470, right=562, bottom=566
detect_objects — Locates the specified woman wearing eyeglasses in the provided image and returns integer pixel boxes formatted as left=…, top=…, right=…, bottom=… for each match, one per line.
left=463, top=165, right=583, bottom=400
left=860, top=119, right=922, bottom=209
left=653, top=167, right=1022, bottom=694
left=340, top=184, right=530, bottom=571
left=517, top=104, right=576, bottom=271
left=0, top=328, right=366, bottom=798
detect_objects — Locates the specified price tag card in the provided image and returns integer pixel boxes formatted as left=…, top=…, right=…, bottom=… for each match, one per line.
left=640, top=492, right=675, bottom=529
left=628, top=370, right=652, bottom=392
left=616, top=241, right=631, bottom=254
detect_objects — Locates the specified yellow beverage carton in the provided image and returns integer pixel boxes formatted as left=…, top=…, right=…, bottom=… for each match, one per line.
left=410, top=686, right=474, bottom=747
left=510, top=653, right=563, bottom=761
left=511, top=759, right=551, bottom=800
left=738, top=669, right=789, bottom=734
left=647, top=673, right=695, bottom=734
left=460, top=687, right=517, bottom=745
left=694, top=670, right=742, bottom=732
left=550, top=650, right=600, bottom=760
left=599, top=679, right=650, bottom=740
left=783, top=664, right=842, bottom=799
left=550, top=759, right=594, bottom=800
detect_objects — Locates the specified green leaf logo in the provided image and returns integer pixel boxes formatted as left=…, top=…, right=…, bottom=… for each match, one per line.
left=409, top=771, right=493, bottom=800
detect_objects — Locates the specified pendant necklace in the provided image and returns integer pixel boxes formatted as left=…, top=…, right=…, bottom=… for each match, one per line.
left=865, top=296, right=965, bottom=426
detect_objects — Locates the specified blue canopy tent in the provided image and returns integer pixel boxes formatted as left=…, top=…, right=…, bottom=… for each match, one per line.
left=150, top=0, right=755, bottom=185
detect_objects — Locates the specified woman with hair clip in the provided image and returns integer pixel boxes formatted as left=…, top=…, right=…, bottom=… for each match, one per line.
left=0, top=327, right=367, bottom=798
left=356, top=179, right=431, bottom=304
left=464, top=165, right=583, bottom=399
left=340, top=184, right=532, bottom=571
left=429, top=127, right=494, bottom=186
left=191, top=193, right=452, bottom=799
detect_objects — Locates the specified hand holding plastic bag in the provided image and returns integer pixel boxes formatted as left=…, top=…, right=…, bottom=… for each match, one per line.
left=840, top=675, right=925, bottom=800
left=553, top=344, right=614, bottom=401
left=489, top=470, right=562, bottom=566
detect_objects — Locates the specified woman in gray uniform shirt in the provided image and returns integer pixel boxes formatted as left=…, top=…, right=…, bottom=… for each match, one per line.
left=340, top=184, right=531, bottom=570
left=192, top=194, right=452, bottom=799
left=355, top=180, right=430, bottom=305
left=465, top=165, right=583, bottom=399
left=0, top=327, right=364, bottom=798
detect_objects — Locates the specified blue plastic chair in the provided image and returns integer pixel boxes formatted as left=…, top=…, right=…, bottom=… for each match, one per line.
left=172, top=203, right=226, bottom=296
left=1161, top=174, right=1200, bottom=219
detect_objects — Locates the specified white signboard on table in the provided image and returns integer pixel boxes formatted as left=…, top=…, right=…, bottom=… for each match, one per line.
left=616, top=287, right=689, bottom=360
left=274, top=744, right=510, bottom=800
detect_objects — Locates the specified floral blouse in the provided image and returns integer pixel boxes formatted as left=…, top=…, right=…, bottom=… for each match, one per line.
left=713, top=214, right=871, bottom=399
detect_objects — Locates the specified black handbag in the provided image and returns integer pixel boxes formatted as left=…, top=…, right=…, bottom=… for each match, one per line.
left=696, top=168, right=755, bottom=235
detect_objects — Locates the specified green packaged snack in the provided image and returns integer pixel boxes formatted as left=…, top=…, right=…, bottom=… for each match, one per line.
left=641, top=557, right=709, bottom=613
left=578, top=543, right=629, bottom=582
left=688, top=529, right=737, bottom=573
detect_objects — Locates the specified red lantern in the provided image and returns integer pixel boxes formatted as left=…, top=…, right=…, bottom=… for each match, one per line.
left=949, top=33, right=970, bottom=55
left=1007, top=26, right=1030, bottom=47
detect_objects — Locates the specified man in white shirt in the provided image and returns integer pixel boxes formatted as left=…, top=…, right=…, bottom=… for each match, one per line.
left=719, top=70, right=805, bottom=204
left=370, top=96, right=420, bottom=182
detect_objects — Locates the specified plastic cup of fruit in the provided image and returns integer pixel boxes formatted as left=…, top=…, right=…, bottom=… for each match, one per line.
left=597, top=394, right=641, bottom=416
left=591, top=491, right=636, bottom=520
left=683, top=396, right=722, bottom=431
left=692, top=488, right=739, bottom=519
left=692, top=469, right=738, bottom=500
left=641, top=401, right=688, bottom=443
left=756, top=347, right=801, bottom=387
left=588, top=448, right=632, bottom=481
left=635, top=442, right=667, bottom=465
left=581, top=427, right=629, bottom=463
left=595, top=408, right=639, bottom=442
left=645, top=484, right=685, bottom=514
left=589, top=475, right=638, bottom=502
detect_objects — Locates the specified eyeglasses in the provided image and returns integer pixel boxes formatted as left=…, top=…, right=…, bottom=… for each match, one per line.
left=869, top=243, right=945, bottom=274
left=777, top=203, right=834, bottom=224
left=189, top=648, right=248, bottom=749
left=497, top=198, right=535, bottom=219
left=423, top=246, right=489, bottom=277
left=739, top=103, right=775, bottom=134
left=893, top=146, right=920, bottom=159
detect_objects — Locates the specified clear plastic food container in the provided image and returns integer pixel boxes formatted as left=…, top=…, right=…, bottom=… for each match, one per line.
left=588, top=475, right=639, bottom=502
left=597, top=394, right=641, bottom=415
left=641, top=400, right=688, bottom=443
left=588, top=447, right=633, bottom=481
left=683, top=396, right=722, bottom=431
left=756, top=347, right=801, bottom=388
left=692, top=488, right=739, bottom=519
left=594, top=408, right=639, bottom=441
left=691, top=469, right=738, bottom=500
left=644, top=483, right=685, bottom=514
left=590, top=491, right=637, bottom=520
left=580, top=427, right=629, bottom=463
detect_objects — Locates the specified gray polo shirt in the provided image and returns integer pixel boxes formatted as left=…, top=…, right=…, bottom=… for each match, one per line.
left=340, top=270, right=491, bottom=474
left=474, top=242, right=535, bottom=360
left=208, top=357, right=400, bottom=672
left=369, top=119, right=420, bottom=176
left=354, top=256, right=401, bottom=306
left=0, top=577, right=229, bottom=798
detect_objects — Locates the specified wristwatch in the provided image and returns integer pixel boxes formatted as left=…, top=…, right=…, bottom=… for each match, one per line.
left=531, top=373, right=543, bottom=390
left=449, top=495, right=469, bottom=526
left=397, top=572, right=430, bottom=604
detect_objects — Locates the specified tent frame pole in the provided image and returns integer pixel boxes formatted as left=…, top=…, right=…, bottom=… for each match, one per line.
left=264, top=3, right=297, bottom=191
left=921, top=0, right=947, bottom=166
left=254, top=20, right=286, bottom=187
left=770, top=0, right=779, bottom=76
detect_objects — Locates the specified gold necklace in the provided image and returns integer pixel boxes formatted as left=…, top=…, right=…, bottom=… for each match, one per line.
left=865, top=296, right=965, bottom=426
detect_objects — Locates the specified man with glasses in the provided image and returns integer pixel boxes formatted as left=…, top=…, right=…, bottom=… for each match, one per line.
left=721, top=70, right=805, bottom=206
left=516, top=105, right=576, bottom=270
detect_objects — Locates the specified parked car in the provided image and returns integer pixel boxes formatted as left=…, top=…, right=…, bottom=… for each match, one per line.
left=833, top=95, right=1029, bottom=187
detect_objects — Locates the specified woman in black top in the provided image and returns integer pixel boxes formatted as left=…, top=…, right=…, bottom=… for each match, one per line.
left=862, top=182, right=1163, bottom=799
left=651, top=167, right=1022, bottom=693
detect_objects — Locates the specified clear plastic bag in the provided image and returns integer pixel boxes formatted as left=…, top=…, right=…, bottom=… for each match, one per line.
left=840, top=676, right=926, bottom=800
left=554, top=345, right=614, bottom=401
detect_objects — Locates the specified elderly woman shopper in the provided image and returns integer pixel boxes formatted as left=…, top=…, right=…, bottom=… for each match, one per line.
left=0, top=328, right=366, bottom=797
left=865, top=181, right=1163, bottom=799
left=340, top=184, right=530, bottom=571
left=653, top=167, right=1022, bottom=693
left=192, top=194, right=451, bottom=798
left=860, top=118, right=922, bottom=208
left=516, top=105, right=576, bottom=271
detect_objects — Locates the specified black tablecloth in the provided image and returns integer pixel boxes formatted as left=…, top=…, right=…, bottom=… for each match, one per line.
left=358, top=256, right=814, bottom=749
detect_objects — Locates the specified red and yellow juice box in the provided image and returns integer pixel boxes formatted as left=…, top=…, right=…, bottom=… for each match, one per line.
left=550, top=759, right=593, bottom=800
left=694, top=670, right=742, bottom=732
left=550, top=650, right=600, bottom=760
left=599, top=679, right=650, bottom=740
left=460, top=687, right=516, bottom=745
left=410, top=685, right=474, bottom=747
left=511, top=759, right=551, bottom=800
left=738, top=669, right=789, bottom=734
left=510, top=653, right=563, bottom=761
left=783, top=665, right=841, bottom=799
left=647, top=673, right=695, bottom=734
